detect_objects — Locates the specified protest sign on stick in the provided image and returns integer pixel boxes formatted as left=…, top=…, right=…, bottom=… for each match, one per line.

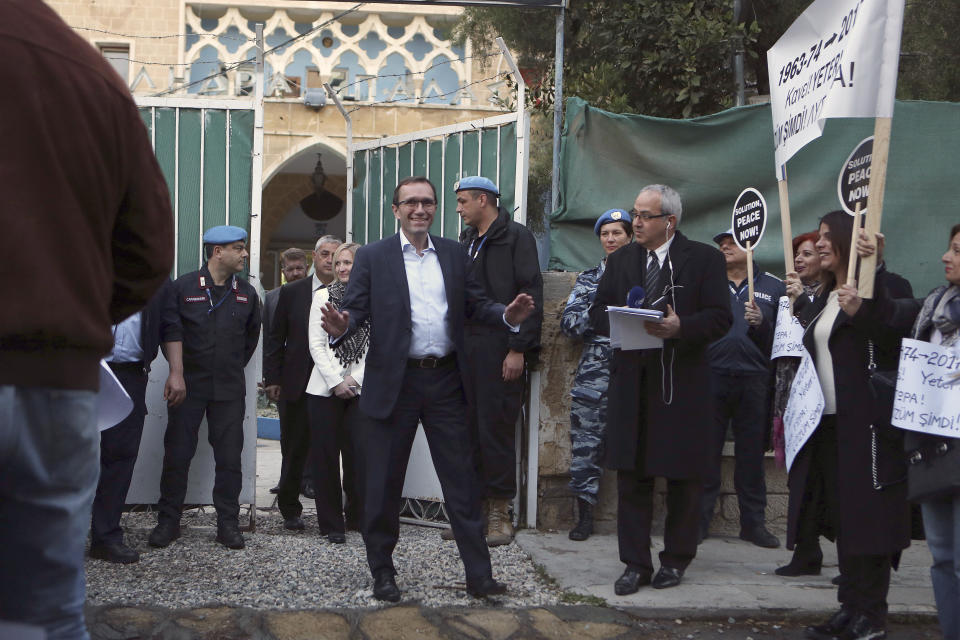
left=892, top=338, right=960, bottom=437
left=837, top=136, right=873, bottom=285
left=732, top=187, right=767, bottom=300
left=784, top=349, right=826, bottom=472
left=771, top=296, right=805, bottom=360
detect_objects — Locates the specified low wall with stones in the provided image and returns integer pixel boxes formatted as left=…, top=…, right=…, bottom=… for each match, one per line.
left=532, top=271, right=789, bottom=536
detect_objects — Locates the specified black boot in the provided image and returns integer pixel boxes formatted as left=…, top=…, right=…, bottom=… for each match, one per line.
left=568, top=497, right=594, bottom=541
left=776, top=541, right=823, bottom=576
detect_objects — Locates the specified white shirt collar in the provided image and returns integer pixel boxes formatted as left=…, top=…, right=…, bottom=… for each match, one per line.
left=312, top=274, right=326, bottom=292
left=400, top=231, right=435, bottom=254
left=648, top=232, right=676, bottom=265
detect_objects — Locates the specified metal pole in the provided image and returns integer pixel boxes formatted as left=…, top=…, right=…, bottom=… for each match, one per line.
left=551, top=6, right=564, bottom=211
left=324, top=82, right=353, bottom=241
left=733, top=0, right=745, bottom=107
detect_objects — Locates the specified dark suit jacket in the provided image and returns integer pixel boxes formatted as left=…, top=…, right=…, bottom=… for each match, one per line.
left=589, top=231, right=732, bottom=478
left=141, top=278, right=176, bottom=373
left=263, top=276, right=316, bottom=402
left=339, top=233, right=507, bottom=420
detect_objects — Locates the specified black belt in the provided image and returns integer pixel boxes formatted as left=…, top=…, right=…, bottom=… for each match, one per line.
left=407, top=353, right=456, bottom=369
left=107, top=360, right=145, bottom=372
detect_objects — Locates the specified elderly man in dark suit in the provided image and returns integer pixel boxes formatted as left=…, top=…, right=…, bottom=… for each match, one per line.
left=590, top=184, right=732, bottom=593
left=321, top=176, right=534, bottom=603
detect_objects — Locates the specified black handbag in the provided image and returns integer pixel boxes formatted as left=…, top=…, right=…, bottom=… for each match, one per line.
left=905, top=432, right=960, bottom=502
left=866, top=341, right=905, bottom=490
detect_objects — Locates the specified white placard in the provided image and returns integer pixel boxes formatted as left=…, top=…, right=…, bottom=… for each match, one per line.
left=767, top=0, right=905, bottom=170
left=772, top=296, right=805, bottom=359
left=891, top=337, right=960, bottom=437
left=96, top=360, right=133, bottom=431
left=784, top=349, right=825, bottom=471
left=607, top=306, right=663, bottom=351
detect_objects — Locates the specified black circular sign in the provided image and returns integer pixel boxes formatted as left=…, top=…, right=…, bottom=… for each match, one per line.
left=731, top=187, right=767, bottom=251
left=837, top=136, right=873, bottom=215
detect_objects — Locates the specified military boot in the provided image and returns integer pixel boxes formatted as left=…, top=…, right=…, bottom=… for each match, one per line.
left=568, top=497, right=594, bottom=541
left=485, top=498, right=514, bottom=547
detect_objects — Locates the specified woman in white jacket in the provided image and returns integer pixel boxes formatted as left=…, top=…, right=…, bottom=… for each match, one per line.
left=306, top=242, right=367, bottom=543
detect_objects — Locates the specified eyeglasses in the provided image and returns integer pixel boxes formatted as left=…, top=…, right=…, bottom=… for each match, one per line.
left=629, top=210, right=669, bottom=221
left=397, top=198, right=437, bottom=210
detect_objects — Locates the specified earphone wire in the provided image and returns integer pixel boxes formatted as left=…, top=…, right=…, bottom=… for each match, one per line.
left=660, top=221, right=676, bottom=405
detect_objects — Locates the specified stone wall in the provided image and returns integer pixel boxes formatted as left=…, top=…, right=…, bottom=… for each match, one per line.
left=532, top=271, right=789, bottom=536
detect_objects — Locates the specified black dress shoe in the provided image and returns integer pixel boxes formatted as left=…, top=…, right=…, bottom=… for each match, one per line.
left=269, top=485, right=280, bottom=494
left=216, top=524, right=245, bottom=549
left=283, top=516, right=305, bottom=531
left=300, top=480, right=316, bottom=500
left=805, top=608, right=855, bottom=640
left=651, top=566, right=684, bottom=589
left=614, top=568, right=652, bottom=595
left=373, top=572, right=401, bottom=602
left=89, top=542, right=140, bottom=564
left=327, top=532, right=346, bottom=544
left=739, top=526, right=781, bottom=548
left=839, top=613, right=886, bottom=640
left=466, top=576, right=508, bottom=598
left=775, top=556, right=823, bottom=576
left=147, top=521, right=181, bottom=548
left=832, top=574, right=843, bottom=586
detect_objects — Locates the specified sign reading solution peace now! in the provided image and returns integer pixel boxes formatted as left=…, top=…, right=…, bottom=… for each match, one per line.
left=731, top=187, right=767, bottom=251
left=838, top=136, right=873, bottom=214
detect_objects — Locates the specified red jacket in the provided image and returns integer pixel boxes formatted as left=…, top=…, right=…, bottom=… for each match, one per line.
left=0, top=0, right=174, bottom=390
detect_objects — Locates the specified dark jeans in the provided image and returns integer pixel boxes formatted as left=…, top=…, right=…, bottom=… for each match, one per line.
left=618, top=472, right=702, bottom=573
left=463, top=329, right=525, bottom=500
left=91, top=363, right=148, bottom=545
left=157, top=395, right=244, bottom=526
left=701, top=371, right=770, bottom=531
left=358, top=365, right=491, bottom=583
left=276, top=394, right=310, bottom=519
left=304, top=393, right=361, bottom=533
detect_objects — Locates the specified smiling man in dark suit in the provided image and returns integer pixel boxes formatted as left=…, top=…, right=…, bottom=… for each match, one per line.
left=590, top=184, right=732, bottom=594
left=320, top=176, right=534, bottom=603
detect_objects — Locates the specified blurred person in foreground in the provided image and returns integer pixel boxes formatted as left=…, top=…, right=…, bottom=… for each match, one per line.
left=0, top=1, right=174, bottom=637
left=560, top=208, right=633, bottom=541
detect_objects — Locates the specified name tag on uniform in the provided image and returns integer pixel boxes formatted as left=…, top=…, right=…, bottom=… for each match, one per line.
left=184, top=296, right=206, bottom=303
left=235, top=294, right=249, bottom=304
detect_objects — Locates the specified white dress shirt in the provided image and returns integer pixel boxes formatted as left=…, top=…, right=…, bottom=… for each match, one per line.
left=648, top=232, right=676, bottom=272
left=401, top=233, right=455, bottom=358
left=108, top=311, right=143, bottom=363
left=307, top=287, right=367, bottom=397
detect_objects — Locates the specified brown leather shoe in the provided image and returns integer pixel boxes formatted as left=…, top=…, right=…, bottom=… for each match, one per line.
left=485, top=499, right=514, bottom=547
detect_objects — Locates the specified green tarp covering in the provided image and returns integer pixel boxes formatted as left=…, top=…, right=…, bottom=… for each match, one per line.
left=550, top=97, right=959, bottom=296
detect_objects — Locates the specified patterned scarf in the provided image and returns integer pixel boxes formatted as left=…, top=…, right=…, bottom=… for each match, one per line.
left=326, top=281, right=371, bottom=366
left=911, top=284, right=960, bottom=347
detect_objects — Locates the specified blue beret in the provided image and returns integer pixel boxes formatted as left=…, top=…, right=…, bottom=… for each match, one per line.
left=203, top=225, right=248, bottom=245
left=713, top=228, right=734, bottom=244
left=454, top=176, right=499, bottom=197
left=594, top=208, right=632, bottom=236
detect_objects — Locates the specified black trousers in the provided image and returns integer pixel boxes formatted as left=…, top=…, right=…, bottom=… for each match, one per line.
left=617, top=471, right=702, bottom=573
left=304, top=393, right=361, bottom=533
left=700, top=372, right=770, bottom=531
left=463, top=329, right=525, bottom=499
left=838, top=549, right=893, bottom=625
left=276, top=394, right=311, bottom=519
left=278, top=394, right=311, bottom=484
left=358, top=364, right=492, bottom=583
left=157, top=395, right=244, bottom=526
left=91, top=363, right=147, bottom=545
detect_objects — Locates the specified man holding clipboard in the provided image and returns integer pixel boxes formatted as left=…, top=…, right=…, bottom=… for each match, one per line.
left=590, top=184, right=731, bottom=594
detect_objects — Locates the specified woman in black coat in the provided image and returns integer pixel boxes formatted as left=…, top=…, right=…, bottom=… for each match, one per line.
left=785, top=210, right=917, bottom=640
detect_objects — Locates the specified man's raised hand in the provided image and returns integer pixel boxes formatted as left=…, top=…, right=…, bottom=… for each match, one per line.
left=504, top=293, right=535, bottom=327
left=320, top=302, right=350, bottom=339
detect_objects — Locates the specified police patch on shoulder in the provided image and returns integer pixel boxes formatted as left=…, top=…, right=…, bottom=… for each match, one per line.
left=184, top=296, right=206, bottom=303
left=235, top=294, right=249, bottom=303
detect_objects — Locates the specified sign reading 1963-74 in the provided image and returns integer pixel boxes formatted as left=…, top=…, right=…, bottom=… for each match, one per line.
left=838, top=136, right=873, bottom=215
left=731, top=187, right=768, bottom=251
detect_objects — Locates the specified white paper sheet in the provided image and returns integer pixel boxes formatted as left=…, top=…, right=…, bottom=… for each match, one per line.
left=607, top=306, right=664, bottom=351
left=96, top=360, right=133, bottom=432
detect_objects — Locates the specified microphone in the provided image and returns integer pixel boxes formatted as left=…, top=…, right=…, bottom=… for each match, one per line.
left=626, top=286, right=646, bottom=308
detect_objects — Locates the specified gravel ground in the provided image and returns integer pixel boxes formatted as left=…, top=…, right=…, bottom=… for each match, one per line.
left=85, top=509, right=561, bottom=610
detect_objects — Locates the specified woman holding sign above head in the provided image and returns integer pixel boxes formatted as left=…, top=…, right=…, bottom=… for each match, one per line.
left=784, top=210, right=918, bottom=640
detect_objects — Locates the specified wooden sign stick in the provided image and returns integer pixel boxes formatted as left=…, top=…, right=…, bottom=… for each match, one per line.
left=747, top=241, right=755, bottom=301
left=846, top=201, right=862, bottom=286
left=777, top=170, right=793, bottom=277
left=858, top=117, right=892, bottom=298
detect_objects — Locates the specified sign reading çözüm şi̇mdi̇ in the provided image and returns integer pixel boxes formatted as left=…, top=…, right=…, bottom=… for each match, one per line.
left=784, top=349, right=826, bottom=472
left=892, top=338, right=960, bottom=438
left=767, top=0, right=905, bottom=171
left=771, top=296, right=805, bottom=360
left=838, top=136, right=873, bottom=214
left=731, top=188, right=767, bottom=251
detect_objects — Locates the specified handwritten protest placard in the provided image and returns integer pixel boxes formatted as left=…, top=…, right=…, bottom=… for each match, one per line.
left=772, top=296, right=805, bottom=359
left=891, top=337, right=960, bottom=437
left=784, top=349, right=825, bottom=471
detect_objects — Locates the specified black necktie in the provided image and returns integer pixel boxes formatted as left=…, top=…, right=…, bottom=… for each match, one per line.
left=645, top=252, right=660, bottom=300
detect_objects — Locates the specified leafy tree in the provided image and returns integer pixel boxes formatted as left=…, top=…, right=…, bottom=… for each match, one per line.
left=897, top=0, right=960, bottom=101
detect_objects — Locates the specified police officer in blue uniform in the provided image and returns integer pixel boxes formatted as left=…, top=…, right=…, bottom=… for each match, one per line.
left=699, top=228, right=785, bottom=548
left=561, top=208, right=633, bottom=541
left=149, top=225, right=261, bottom=550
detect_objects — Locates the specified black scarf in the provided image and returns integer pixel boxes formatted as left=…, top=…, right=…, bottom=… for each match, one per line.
left=327, top=281, right=370, bottom=367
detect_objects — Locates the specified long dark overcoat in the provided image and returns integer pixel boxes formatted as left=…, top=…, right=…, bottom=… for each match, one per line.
left=590, top=232, right=732, bottom=479
left=786, top=270, right=918, bottom=555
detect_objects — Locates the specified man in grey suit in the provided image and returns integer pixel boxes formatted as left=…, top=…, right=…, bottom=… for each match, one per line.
left=321, top=176, right=534, bottom=603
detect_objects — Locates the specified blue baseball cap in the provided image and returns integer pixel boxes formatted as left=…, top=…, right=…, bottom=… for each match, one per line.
left=713, top=228, right=734, bottom=244
left=454, top=176, right=499, bottom=197
left=203, top=225, right=248, bottom=245
left=594, top=208, right=632, bottom=236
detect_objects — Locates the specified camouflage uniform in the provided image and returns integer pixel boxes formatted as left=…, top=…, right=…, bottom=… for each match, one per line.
left=561, top=261, right=612, bottom=504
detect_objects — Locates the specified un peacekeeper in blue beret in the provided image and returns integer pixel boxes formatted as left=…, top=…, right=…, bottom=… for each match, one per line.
left=149, top=224, right=261, bottom=551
